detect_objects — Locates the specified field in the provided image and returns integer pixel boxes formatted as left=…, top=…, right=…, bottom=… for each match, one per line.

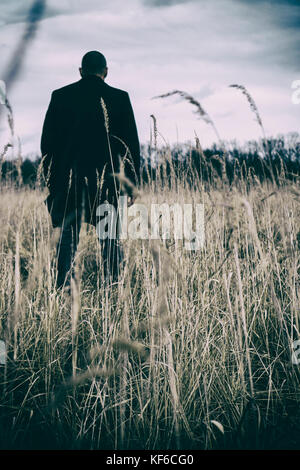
left=0, top=140, right=300, bottom=450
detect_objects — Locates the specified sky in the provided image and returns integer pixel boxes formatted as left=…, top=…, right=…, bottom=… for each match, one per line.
left=0, top=0, right=299, bottom=158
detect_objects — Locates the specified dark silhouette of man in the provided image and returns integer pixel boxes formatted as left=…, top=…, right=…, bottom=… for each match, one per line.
left=41, top=51, right=141, bottom=288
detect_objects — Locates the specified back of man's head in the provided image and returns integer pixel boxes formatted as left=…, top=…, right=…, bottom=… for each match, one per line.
left=80, top=51, right=107, bottom=77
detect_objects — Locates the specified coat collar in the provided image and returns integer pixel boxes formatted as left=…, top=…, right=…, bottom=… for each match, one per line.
left=80, top=74, right=105, bottom=83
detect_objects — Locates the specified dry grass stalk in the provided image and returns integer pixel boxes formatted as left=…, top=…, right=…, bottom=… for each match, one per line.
left=152, top=89, right=221, bottom=142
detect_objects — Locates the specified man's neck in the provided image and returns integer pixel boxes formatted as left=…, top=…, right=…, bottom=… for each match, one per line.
left=83, top=73, right=105, bottom=80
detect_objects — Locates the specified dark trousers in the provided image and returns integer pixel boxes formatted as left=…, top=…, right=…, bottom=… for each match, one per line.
left=56, top=216, right=123, bottom=288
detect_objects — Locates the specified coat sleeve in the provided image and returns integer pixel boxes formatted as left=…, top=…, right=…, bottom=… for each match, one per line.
left=40, top=91, right=58, bottom=191
left=120, top=92, right=141, bottom=186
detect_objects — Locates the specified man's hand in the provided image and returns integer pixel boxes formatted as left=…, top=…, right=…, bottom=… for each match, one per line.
left=127, top=196, right=136, bottom=207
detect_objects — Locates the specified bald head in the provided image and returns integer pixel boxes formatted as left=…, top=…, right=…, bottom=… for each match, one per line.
left=80, top=51, right=108, bottom=79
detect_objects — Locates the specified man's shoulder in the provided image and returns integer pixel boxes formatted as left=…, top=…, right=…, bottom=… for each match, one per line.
left=104, top=83, right=129, bottom=99
left=52, top=80, right=81, bottom=98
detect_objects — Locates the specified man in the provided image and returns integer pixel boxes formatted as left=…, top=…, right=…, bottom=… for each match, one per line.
left=41, top=50, right=141, bottom=288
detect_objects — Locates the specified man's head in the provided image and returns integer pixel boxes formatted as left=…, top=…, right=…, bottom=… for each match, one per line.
left=80, top=51, right=108, bottom=79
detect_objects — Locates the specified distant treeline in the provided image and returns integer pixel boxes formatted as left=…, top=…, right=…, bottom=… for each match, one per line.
left=1, top=135, right=299, bottom=189
left=143, top=135, right=300, bottom=188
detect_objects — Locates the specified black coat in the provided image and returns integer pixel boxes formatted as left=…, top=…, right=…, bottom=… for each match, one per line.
left=41, top=75, right=140, bottom=227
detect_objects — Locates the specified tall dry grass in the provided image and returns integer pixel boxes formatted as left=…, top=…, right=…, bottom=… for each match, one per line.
left=0, top=144, right=299, bottom=449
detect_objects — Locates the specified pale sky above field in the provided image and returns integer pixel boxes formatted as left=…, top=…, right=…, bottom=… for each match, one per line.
left=0, top=0, right=299, bottom=158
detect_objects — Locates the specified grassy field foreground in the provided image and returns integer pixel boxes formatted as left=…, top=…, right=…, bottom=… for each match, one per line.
left=0, top=162, right=300, bottom=450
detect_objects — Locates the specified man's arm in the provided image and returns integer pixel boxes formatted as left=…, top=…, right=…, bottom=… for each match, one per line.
left=120, top=92, right=141, bottom=186
left=40, top=91, right=58, bottom=190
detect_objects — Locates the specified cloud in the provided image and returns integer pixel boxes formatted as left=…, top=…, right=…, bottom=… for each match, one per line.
left=142, top=0, right=189, bottom=5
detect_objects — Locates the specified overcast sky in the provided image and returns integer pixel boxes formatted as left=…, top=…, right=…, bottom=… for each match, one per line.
left=0, top=0, right=299, bottom=158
